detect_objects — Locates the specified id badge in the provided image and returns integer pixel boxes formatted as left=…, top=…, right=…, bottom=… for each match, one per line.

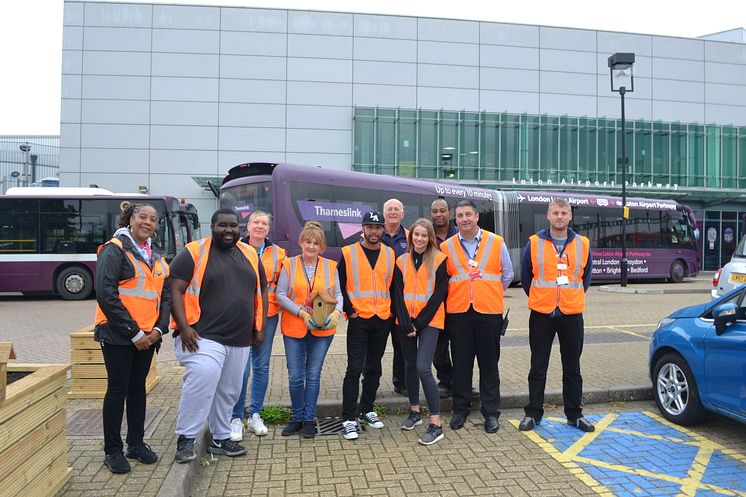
left=469, top=269, right=483, bottom=281
left=556, top=275, right=569, bottom=286
left=557, top=263, right=568, bottom=270
left=468, top=259, right=478, bottom=268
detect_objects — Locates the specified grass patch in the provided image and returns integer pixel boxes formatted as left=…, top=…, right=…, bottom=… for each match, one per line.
left=260, top=405, right=292, bottom=424
left=373, top=403, right=387, bottom=419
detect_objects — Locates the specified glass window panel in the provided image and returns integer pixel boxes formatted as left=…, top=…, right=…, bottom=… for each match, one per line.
left=598, top=118, right=617, bottom=184
left=706, top=125, right=720, bottom=188
left=500, top=113, right=520, bottom=181
left=739, top=129, right=746, bottom=189
left=440, top=111, right=458, bottom=179
left=670, top=124, right=687, bottom=187
left=560, top=116, right=578, bottom=181
left=525, top=115, right=540, bottom=178
left=418, top=110, right=438, bottom=179
left=722, top=126, right=737, bottom=189
left=633, top=120, right=651, bottom=184
left=354, top=109, right=375, bottom=167
left=398, top=112, right=416, bottom=178
left=689, top=125, right=705, bottom=187
left=0, top=199, right=39, bottom=253
left=652, top=122, right=670, bottom=185
left=460, top=112, right=479, bottom=180
left=481, top=113, right=499, bottom=180
left=376, top=110, right=396, bottom=174
left=578, top=117, right=596, bottom=182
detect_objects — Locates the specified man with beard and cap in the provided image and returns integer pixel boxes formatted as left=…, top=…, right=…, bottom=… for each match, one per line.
left=337, top=210, right=395, bottom=440
left=169, top=209, right=268, bottom=462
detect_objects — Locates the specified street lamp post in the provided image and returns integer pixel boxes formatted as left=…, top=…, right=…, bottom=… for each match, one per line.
left=608, top=52, right=635, bottom=287
left=19, top=143, right=31, bottom=187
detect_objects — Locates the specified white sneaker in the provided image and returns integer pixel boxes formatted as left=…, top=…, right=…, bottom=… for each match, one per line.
left=229, top=418, right=244, bottom=442
left=248, top=413, right=268, bottom=436
left=359, top=411, right=384, bottom=429
left=342, top=420, right=359, bottom=440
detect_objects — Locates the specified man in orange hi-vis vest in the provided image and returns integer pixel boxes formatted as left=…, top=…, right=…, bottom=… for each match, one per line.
left=337, top=211, right=396, bottom=441
left=169, top=209, right=268, bottom=463
left=519, top=198, right=594, bottom=433
left=440, top=200, right=513, bottom=434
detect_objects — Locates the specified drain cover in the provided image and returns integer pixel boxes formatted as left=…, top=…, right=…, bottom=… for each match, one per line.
left=316, top=417, right=365, bottom=436
left=67, top=408, right=161, bottom=437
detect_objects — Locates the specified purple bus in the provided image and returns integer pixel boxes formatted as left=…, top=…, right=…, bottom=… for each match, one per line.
left=0, top=188, right=200, bottom=299
left=219, top=162, right=700, bottom=282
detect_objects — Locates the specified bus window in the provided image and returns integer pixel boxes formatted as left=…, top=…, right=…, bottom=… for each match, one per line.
left=289, top=182, right=338, bottom=245
left=220, top=181, right=273, bottom=228
left=0, top=199, right=38, bottom=253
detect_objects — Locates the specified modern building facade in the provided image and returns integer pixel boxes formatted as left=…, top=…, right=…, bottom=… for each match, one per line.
left=60, top=1, right=746, bottom=269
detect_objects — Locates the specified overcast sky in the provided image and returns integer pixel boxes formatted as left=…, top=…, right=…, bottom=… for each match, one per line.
left=0, top=0, right=742, bottom=135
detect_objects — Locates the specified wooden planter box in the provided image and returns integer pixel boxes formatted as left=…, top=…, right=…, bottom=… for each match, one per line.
left=0, top=363, right=72, bottom=497
left=69, top=326, right=159, bottom=399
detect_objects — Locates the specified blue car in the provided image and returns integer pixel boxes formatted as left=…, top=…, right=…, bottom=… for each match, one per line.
left=649, top=286, right=746, bottom=426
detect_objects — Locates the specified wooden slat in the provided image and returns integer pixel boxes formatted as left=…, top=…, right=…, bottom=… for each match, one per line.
left=71, top=349, right=104, bottom=363
left=69, top=325, right=94, bottom=336
left=0, top=410, right=65, bottom=481
left=70, top=336, right=101, bottom=350
left=0, top=434, right=67, bottom=497
left=71, top=364, right=108, bottom=378
left=0, top=388, right=66, bottom=453
left=23, top=462, right=71, bottom=497
left=0, top=366, right=68, bottom=424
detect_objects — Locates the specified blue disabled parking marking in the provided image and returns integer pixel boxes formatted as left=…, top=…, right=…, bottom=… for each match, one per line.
left=511, top=410, right=746, bottom=497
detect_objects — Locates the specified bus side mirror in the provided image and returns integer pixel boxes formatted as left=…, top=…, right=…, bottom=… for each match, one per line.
left=693, top=228, right=700, bottom=241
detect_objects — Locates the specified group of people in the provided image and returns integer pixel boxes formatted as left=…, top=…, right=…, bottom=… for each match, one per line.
left=93, top=194, right=595, bottom=473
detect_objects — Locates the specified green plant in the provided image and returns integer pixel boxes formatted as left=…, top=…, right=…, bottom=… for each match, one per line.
left=608, top=400, right=626, bottom=407
left=373, top=403, right=387, bottom=418
left=260, top=405, right=292, bottom=424
left=200, top=457, right=211, bottom=468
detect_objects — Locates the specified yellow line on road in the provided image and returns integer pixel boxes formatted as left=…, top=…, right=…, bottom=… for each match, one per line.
left=677, top=444, right=716, bottom=497
left=558, top=413, right=618, bottom=461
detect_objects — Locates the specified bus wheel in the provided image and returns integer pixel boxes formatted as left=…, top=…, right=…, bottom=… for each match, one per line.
left=56, top=266, right=93, bottom=300
left=669, top=259, right=686, bottom=283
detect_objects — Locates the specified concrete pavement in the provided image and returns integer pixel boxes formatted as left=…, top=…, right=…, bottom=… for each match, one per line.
left=0, top=276, right=727, bottom=496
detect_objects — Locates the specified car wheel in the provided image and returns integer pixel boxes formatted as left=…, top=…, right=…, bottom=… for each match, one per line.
left=669, top=259, right=686, bottom=283
left=653, top=352, right=706, bottom=425
left=56, top=266, right=93, bottom=300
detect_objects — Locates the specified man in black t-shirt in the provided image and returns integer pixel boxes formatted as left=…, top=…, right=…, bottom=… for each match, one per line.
left=170, top=209, right=267, bottom=463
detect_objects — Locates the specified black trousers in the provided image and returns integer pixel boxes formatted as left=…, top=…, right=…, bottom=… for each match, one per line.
left=525, top=311, right=584, bottom=422
left=341, top=317, right=390, bottom=420
left=432, top=328, right=453, bottom=388
left=447, top=308, right=502, bottom=417
left=390, top=321, right=406, bottom=389
left=101, top=342, right=155, bottom=454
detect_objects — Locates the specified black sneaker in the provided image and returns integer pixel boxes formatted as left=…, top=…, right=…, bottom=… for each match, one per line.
left=126, top=443, right=158, bottom=464
left=401, top=410, right=423, bottom=431
left=175, top=435, right=196, bottom=463
left=518, top=417, right=538, bottom=431
left=302, top=421, right=317, bottom=438
left=104, top=451, right=131, bottom=473
left=568, top=417, right=595, bottom=432
left=418, top=424, right=445, bottom=446
left=207, top=438, right=247, bottom=457
left=282, top=420, right=303, bottom=436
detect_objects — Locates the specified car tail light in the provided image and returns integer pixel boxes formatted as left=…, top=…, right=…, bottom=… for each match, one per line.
left=713, top=268, right=721, bottom=287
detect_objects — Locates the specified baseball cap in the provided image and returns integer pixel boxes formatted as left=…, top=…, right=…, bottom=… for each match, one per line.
left=362, top=211, right=384, bottom=226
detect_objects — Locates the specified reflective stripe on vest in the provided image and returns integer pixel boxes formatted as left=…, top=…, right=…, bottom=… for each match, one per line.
left=441, top=230, right=505, bottom=314
left=94, top=237, right=169, bottom=331
left=528, top=234, right=589, bottom=314
left=282, top=256, right=337, bottom=338
left=261, top=245, right=286, bottom=317
left=397, top=251, right=446, bottom=330
left=342, top=243, right=394, bottom=319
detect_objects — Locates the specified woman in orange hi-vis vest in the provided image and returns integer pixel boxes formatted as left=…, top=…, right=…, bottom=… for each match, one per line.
left=276, top=221, right=343, bottom=439
left=392, top=219, right=448, bottom=446
left=94, top=203, right=170, bottom=474
left=230, top=210, right=286, bottom=443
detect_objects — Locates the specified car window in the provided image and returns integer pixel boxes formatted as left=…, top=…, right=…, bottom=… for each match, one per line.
left=704, top=288, right=744, bottom=319
left=738, top=290, right=746, bottom=321
left=733, top=235, right=746, bottom=259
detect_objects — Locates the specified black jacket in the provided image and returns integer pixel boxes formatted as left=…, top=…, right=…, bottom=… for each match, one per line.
left=94, top=233, right=171, bottom=346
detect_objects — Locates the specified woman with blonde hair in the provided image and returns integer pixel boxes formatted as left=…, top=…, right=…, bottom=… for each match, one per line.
left=230, top=210, right=286, bottom=441
left=392, top=218, right=448, bottom=445
left=276, top=221, right=343, bottom=438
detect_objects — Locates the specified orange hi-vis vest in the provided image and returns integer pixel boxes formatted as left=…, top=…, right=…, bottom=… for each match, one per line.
left=341, top=242, right=395, bottom=319
left=257, top=244, right=286, bottom=318
left=397, top=251, right=447, bottom=330
left=441, top=230, right=505, bottom=314
left=175, top=237, right=264, bottom=333
left=94, top=237, right=169, bottom=332
left=528, top=234, right=590, bottom=315
left=280, top=256, right=338, bottom=338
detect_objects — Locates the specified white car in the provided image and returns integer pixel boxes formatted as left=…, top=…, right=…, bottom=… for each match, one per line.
left=712, top=236, right=746, bottom=299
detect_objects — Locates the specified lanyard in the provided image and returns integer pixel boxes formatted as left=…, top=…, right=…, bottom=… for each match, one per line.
left=459, top=233, right=481, bottom=260
left=303, top=259, right=319, bottom=296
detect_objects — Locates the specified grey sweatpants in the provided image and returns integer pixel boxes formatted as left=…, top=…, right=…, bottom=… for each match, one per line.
left=174, top=336, right=250, bottom=440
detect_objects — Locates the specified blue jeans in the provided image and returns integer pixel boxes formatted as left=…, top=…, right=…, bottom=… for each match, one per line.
left=232, top=315, right=278, bottom=420
left=283, top=333, right=334, bottom=422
